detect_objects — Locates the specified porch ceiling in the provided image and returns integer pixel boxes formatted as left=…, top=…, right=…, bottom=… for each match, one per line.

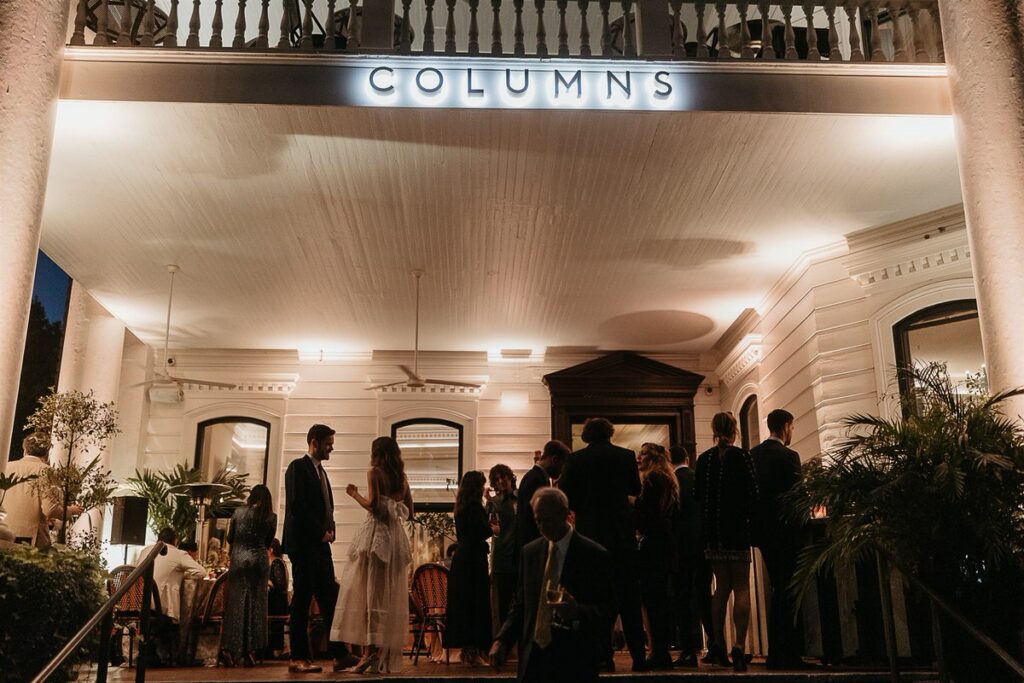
left=40, top=101, right=962, bottom=353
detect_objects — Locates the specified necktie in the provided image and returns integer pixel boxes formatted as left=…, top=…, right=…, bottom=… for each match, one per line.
left=317, top=463, right=333, bottom=533
left=534, top=542, right=559, bottom=648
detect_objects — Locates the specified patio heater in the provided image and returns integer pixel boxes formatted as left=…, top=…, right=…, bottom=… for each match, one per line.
left=167, top=482, right=230, bottom=562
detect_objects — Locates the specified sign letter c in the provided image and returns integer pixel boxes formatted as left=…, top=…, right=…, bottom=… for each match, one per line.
left=370, top=66, right=395, bottom=94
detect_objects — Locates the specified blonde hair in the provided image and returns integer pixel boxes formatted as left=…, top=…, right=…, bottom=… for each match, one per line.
left=711, top=412, right=739, bottom=447
left=639, top=443, right=679, bottom=510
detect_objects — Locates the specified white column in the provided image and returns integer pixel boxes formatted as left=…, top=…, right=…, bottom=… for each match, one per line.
left=0, top=0, right=71, bottom=469
left=939, top=0, right=1024, bottom=417
left=56, top=282, right=127, bottom=467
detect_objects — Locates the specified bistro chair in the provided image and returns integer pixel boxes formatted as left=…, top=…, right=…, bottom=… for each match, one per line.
left=108, top=564, right=163, bottom=668
left=408, top=562, right=450, bottom=665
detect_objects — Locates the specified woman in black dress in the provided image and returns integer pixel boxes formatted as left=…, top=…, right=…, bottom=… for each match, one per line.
left=635, top=443, right=680, bottom=671
left=695, top=412, right=758, bottom=671
left=220, top=484, right=277, bottom=667
left=486, top=464, right=517, bottom=634
left=445, top=470, right=499, bottom=666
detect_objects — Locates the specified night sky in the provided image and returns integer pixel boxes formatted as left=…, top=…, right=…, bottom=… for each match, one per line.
left=33, top=252, right=71, bottom=324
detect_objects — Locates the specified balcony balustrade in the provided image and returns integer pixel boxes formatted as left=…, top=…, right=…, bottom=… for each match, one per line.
left=68, top=0, right=943, bottom=63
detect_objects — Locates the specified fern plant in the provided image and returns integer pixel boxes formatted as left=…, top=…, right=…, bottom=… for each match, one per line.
left=126, top=464, right=250, bottom=541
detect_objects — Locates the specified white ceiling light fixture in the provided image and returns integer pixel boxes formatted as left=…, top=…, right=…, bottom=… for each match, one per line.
left=133, top=264, right=237, bottom=401
left=367, top=270, right=483, bottom=392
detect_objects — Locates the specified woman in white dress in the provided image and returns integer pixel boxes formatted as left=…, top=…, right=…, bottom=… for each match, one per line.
left=332, top=436, right=414, bottom=673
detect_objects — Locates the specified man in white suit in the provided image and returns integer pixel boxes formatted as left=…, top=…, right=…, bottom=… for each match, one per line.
left=146, top=527, right=206, bottom=622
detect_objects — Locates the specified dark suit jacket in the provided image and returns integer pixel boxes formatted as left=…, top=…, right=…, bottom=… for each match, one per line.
left=496, top=530, right=614, bottom=682
left=282, top=454, right=335, bottom=559
left=674, top=465, right=701, bottom=561
left=558, top=440, right=641, bottom=554
left=749, top=438, right=801, bottom=549
left=516, top=465, right=550, bottom=550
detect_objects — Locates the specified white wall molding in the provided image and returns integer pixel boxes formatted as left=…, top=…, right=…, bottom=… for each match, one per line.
left=758, top=240, right=849, bottom=317
left=181, top=377, right=297, bottom=395
left=844, top=205, right=970, bottom=291
left=716, top=335, right=765, bottom=386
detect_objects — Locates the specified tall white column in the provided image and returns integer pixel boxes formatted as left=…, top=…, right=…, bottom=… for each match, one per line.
left=56, top=282, right=127, bottom=467
left=0, top=0, right=71, bottom=469
left=939, top=0, right=1024, bottom=417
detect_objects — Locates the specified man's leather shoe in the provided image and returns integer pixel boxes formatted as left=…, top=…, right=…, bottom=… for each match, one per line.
left=288, top=660, right=322, bottom=673
left=631, top=659, right=652, bottom=672
left=674, top=653, right=699, bottom=668
left=332, top=653, right=362, bottom=671
left=645, top=656, right=674, bottom=671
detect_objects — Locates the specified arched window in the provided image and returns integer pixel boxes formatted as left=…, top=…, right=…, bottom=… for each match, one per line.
left=194, top=417, right=270, bottom=485
left=893, top=299, right=985, bottom=400
left=391, top=418, right=463, bottom=512
left=739, top=395, right=760, bottom=451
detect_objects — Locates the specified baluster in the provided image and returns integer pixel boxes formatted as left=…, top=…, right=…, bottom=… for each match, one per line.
left=758, top=1, right=774, bottom=59
left=695, top=0, right=708, bottom=58
left=256, top=0, right=270, bottom=47
left=888, top=0, right=907, bottom=61
left=800, top=2, right=818, bottom=60
left=714, top=0, right=728, bottom=59
left=118, top=0, right=134, bottom=44
left=165, top=0, right=179, bottom=47
left=557, top=0, right=569, bottom=55
left=469, top=0, right=480, bottom=53
left=71, top=0, right=88, bottom=45
left=532, top=0, right=548, bottom=56
left=141, top=0, right=157, bottom=46
left=94, top=0, right=111, bottom=44
left=535, top=0, right=548, bottom=56
left=299, top=0, right=313, bottom=49
left=866, top=0, right=883, bottom=61
left=578, top=0, right=591, bottom=55
left=210, top=0, right=225, bottom=47
left=445, top=0, right=457, bottom=53
left=346, top=0, right=359, bottom=49
left=909, top=1, right=928, bottom=61
left=399, top=0, right=412, bottom=52
left=599, top=0, right=611, bottom=56
left=325, top=0, right=337, bottom=49
left=825, top=0, right=840, bottom=59
left=670, top=0, right=684, bottom=58
left=233, top=0, right=247, bottom=47
left=927, top=3, right=943, bottom=60
left=423, top=0, right=436, bottom=52
left=491, top=0, right=503, bottom=54
left=738, top=2, right=753, bottom=58
left=620, top=0, right=635, bottom=57
left=845, top=1, right=864, bottom=61
left=186, top=0, right=201, bottom=47
left=514, top=0, right=526, bottom=55
left=781, top=2, right=796, bottom=59
left=277, top=0, right=291, bottom=47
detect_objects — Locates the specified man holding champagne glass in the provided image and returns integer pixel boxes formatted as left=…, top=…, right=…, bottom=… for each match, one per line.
left=490, top=487, right=613, bottom=682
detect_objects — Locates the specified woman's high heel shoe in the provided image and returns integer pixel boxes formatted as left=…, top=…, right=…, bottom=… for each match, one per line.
left=217, top=649, right=235, bottom=668
left=347, top=650, right=381, bottom=674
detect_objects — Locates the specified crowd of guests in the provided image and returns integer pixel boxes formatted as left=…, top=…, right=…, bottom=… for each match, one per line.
left=7, top=409, right=808, bottom=678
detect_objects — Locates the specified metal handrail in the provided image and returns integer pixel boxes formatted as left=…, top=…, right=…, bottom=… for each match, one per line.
left=31, top=541, right=167, bottom=683
left=876, top=548, right=1024, bottom=682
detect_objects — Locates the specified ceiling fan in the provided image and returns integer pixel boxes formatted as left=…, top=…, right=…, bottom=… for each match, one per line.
left=134, top=265, right=237, bottom=400
left=367, top=270, right=482, bottom=391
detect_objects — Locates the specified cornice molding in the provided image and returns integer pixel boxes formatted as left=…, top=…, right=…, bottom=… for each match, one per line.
left=843, top=205, right=970, bottom=290
left=374, top=384, right=483, bottom=397
left=759, top=240, right=849, bottom=316
left=715, top=334, right=764, bottom=386
left=181, top=377, right=297, bottom=395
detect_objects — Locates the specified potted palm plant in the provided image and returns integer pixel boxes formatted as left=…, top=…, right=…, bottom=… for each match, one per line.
left=790, top=363, right=1024, bottom=681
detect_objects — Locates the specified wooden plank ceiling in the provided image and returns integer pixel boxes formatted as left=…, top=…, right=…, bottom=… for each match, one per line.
left=40, top=101, right=962, bottom=353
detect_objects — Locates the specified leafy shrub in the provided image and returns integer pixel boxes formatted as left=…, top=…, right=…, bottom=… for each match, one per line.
left=0, top=545, right=106, bottom=682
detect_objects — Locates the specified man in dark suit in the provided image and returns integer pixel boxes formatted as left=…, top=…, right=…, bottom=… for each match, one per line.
left=557, top=417, right=645, bottom=671
left=669, top=445, right=703, bottom=668
left=516, top=440, right=571, bottom=551
left=750, top=409, right=806, bottom=670
left=490, top=487, right=613, bottom=682
left=282, top=423, right=357, bottom=674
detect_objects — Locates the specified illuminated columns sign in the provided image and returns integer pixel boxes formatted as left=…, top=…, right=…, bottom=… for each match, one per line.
left=353, top=58, right=686, bottom=110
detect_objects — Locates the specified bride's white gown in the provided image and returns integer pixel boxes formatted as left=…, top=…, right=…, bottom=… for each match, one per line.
left=331, top=496, right=412, bottom=672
